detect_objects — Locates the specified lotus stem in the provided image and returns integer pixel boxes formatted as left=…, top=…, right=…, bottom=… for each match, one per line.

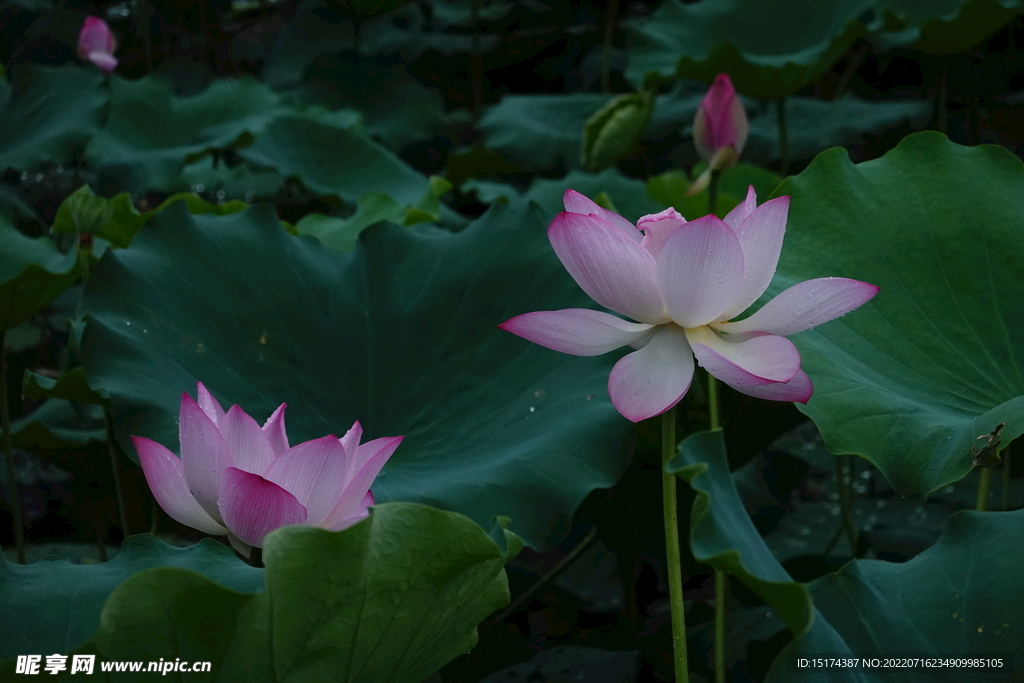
left=662, top=405, right=689, bottom=683
left=708, top=170, right=721, bottom=217
left=104, top=406, right=130, bottom=539
left=707, top=373, right=725, bottom=683
left=471, top=0, right=483, bottom=118
left=715, top=569, right=726, bottom=683
left=1001, top=446, right=1012, bottom=511
left=0, top=330, right=26, bottom=564
left=491, top=524, right=599, bottom=624
left=977, top=464, right=993, bottom=512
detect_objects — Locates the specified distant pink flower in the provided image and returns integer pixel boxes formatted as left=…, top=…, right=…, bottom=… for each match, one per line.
left=77, top=17, right=117, bottom=74
left=499, top=188, right=879, bottom=423
left=688, top=73, right=748, bottom=195
left=133, top=382, right=402, bottom=555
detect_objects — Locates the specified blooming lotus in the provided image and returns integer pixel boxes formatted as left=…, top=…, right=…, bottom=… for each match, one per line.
left=77, top=17, right=117, bottom=74
left=499, top=188, right=878, bottom=422
left=688, top=73, right=748, bottom=195
left=133, top=383, right=402, bottom=555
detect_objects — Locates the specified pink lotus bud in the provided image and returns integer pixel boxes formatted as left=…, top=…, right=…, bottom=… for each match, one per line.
left=693, top=73, right=748, bottom=170
left=77, top=17, right=118, bottom=74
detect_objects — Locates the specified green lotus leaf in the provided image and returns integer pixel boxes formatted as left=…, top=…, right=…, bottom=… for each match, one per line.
left=0, top=534, right=262, bottom=661
left=870, top=0, right=1023, bottom=54
left=0, top=504, right=517, bottom=683
left=771, top=132, right=1024, bottom=498
left=0, top=65, right=106, bottom=171
left=626, top=0, right=871, bottom=100
left=86, top=76, right=283, bottom=192
left=0, top=217, right=79, bottom=331
left=667, top=429, right=813, bottom=636
left=766, top=510, right=1024, bottom=681
left=77, top=201, right=632, bottom=549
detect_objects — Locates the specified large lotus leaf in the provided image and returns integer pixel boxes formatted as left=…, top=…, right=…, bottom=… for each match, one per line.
left=299, top=54, right=445, bottom=150
left=86, top=76, right=284, bottom=192
left=667, top=429, right=813, bottom=636
left=744, top=95, right=932, bottom=164
left=0, top=65, right=106, bottom=171
left=770, top=132, right=1024, bottom=498
left=0, top=534, right=262, bottom=661
left=0, top=504, right=516, bottom=682
left=626, top=0, right=872, bottom=99
left=479, top=94, right=612, bottom=171
left=237, top=115, right=427, bottom=206
left=0, top=217, right=79, bottom=331
left=76, top=201, right=632, bottom=549
left=871, top=0, right=1022, bottom=54
left=766, top=510, right=1024, bottom=682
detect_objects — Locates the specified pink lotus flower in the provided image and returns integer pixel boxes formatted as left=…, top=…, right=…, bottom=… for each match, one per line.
left=499, top=188, right=878, bottom=423
left=77, top=17, right=117, bottom=74
left=133, top=383, right=402, bottom=555
left=688, top=73, right=748, bottom=195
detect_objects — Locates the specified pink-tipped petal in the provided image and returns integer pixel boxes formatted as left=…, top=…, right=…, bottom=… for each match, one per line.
left=608, top=325, right=695, bottom=422
left=196, top=382, right=225, bottom=427
left=133, top=436, right=228, bottom=536
left=686, top=326, right=800, bottom=385
left=321, top=437, right=401, bottom=530
left=179, top=393, right=231, bottom=522
left=713, top=277, right=880, bottom=337
left=262, top=435, right=349, bottom=527
left=723, top=185, right=757, bottom=231
left=87, top=52, right=117, bottom=74
left=548, top=211, right=668, bottom=324
left=499, top=308, right=654, bottom=356
left=718, top=195, right=790, bottom=321
left=562, top=189, right=642, bottom=242
left=262, top=403, right=289, bottom=455
left=339, top=420, right=363, bottom=465
left=219, top=467, right=307, bottom=547
left=637, top=207, right=686, bottom=259
left=656, top=214, right=745, bottom=328
left=325, top=491, right=374, bottom=532
left=221, top=404, right=277, bottom=475
left=729, top=369, right=813, bottom=404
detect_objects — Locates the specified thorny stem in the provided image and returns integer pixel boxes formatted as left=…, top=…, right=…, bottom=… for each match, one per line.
left=0, top=330, right=25, bottom=564
left=837, top=452, right=859, bottom=555
left=1002, top=446, right=1012, bottom=511
left=662, top=405, right=689, bottom=683
left=708, top=170, right=721, bottom=217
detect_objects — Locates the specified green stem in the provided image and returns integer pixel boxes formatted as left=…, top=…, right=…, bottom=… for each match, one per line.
left=662, top=405, right=689, bottom=683
left=707, top=373, right=720, bottom=431
left=715, top=569, right=726, bottom=683
left=706, top=372, right=724, bottom=683
left=0, top=330, right=25, bottom=564
left=708, top=170, right=721, bottom=217
left=977, top=465, right=993, bottom=512
left=104, top=407, right=130, bottom=539
left=1002, top=446, right=1012, bottom=512
left=777, top=97, right=790, bottom=176
left=491, top=525, right=599, bottom=624
left=937, top=62, right=949, bottom=135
